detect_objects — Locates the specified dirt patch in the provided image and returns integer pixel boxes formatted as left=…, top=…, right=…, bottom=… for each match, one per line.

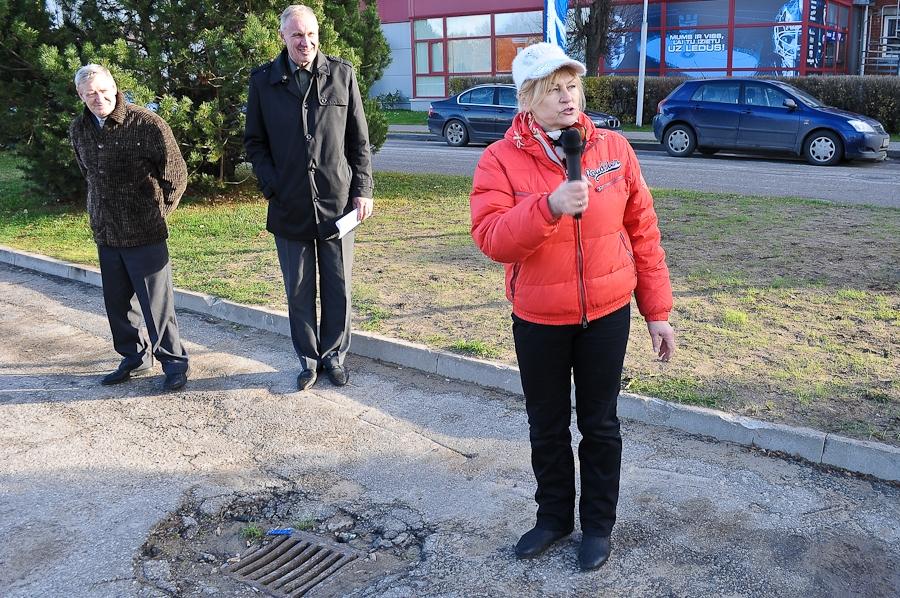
left=134, top=485, right=421, bottom=597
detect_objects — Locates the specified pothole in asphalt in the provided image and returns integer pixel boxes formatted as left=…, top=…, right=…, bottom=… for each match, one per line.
left=135, top=485, right=429, bottom=597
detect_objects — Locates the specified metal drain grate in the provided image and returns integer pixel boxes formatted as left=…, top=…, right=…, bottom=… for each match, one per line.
left=223, top=531, right=360, bottom=597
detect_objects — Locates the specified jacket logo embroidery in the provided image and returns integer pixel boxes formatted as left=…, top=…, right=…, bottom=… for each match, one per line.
left=585, top=160, right=622, bottom=182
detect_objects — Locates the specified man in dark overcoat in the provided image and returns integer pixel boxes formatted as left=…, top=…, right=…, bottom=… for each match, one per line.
left=244, top=4, right=373, bottom=390
left=69, top=64, right=190, bottom=391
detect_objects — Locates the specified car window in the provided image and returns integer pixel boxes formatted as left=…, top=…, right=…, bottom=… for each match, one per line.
left=498, top=87, right=517, bottom=107
left=744, top=84, right=789, bottom=108
left=690, top=83, right=740, bottom=104
left=459, top=87, right=495, bottom=105
left=772, top=82, right=822, bottom=107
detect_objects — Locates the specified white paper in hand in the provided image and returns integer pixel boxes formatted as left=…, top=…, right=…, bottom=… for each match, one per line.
left=336, top=208, right=361, bottom=239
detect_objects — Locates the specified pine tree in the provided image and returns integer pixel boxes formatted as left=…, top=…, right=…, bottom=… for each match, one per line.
left=6, top=0, right=391, bottom=198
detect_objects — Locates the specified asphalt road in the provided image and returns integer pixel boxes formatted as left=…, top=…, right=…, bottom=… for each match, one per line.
left=374, top=136, right=900, bottom=208
left=3, top=262, right=900, bottom=597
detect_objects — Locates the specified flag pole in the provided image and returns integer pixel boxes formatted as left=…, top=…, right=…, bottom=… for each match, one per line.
left=635, top=0, right=649, bottom=126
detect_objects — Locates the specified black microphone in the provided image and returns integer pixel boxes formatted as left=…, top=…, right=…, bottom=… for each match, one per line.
left=560, top=127, right=584, bottom=218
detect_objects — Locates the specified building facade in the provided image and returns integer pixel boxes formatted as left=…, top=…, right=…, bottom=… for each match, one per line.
left=862, top=0, right=900, bottom=74
left=371, top=1, right=894, bottom=107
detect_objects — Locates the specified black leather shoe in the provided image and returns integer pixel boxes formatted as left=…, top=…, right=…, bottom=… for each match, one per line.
left=514, top=526, right=572, bottom=559
left=101, top=360, right=153, bottom=385
left=578, top=534, right=611, bottom=571
left=297, top=368, right=317, bottom=391
left=325, top=363, right=349, bottom=386
left=162, top=370, right=188, bottom=391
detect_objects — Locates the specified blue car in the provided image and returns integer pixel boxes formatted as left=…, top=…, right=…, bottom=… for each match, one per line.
left=652, top=78, right=890, bottom=166
left=428, top=84, right=621, bottom=147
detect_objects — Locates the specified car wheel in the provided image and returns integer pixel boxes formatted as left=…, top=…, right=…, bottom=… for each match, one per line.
left=664, top=125, right=696, bottom=158
left=699, top=148, right=719, bottom=156
left=804, top=131, right=842, bottom=166
left=444, top=120, right=469, bottom=147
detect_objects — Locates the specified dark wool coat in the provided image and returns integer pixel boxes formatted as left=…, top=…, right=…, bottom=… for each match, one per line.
left=69, top=93, right=188, bottom=248
left=244, top=50, right=373, bottom=240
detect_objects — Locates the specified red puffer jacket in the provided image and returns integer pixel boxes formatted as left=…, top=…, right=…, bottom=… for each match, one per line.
left=470, top=112, right=672, bottom=326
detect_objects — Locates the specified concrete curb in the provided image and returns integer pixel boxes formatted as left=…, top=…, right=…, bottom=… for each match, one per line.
left=2, top=245, right=898, bottom=482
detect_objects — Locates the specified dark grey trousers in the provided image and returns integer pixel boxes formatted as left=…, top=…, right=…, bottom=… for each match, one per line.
left=97, top=241, right=189, bottom=375
left=275, top=233, right=354, bottom=372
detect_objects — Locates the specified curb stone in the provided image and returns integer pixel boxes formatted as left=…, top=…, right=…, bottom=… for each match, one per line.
left=2, top=245, right=897, bottom=482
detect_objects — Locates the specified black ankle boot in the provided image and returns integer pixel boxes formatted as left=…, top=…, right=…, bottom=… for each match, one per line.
left=578, top=534, right=611, bottom=571
left=514, top=526, right=572, bottom=559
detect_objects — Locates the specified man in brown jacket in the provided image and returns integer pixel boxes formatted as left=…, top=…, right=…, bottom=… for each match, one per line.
left=69, top=64, right=190, bottom=391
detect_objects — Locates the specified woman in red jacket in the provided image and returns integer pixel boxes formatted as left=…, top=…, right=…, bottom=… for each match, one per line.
left=470, top=43, right=676, bottom=571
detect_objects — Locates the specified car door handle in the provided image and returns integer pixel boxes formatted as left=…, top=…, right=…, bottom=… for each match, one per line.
left=741, top=109, right=752, bottom=114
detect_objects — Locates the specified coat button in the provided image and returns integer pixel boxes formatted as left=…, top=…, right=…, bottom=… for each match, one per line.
left=97, top=144, right=103, bottom=149
left=320, top=97, right=327, bottom=104
left=305, top=134, right=312, bottom=141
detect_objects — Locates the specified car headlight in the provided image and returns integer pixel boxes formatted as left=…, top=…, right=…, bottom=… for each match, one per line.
left=847, top=119, right=875, bottom=133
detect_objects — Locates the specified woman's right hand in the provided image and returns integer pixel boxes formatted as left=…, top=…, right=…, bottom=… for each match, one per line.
left=547, top=179, right=590, bottom=218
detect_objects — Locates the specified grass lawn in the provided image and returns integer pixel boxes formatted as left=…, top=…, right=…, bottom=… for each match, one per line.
left=1, top=152, right=898, bottom=445
left=383, top=109, right=427, bottom=126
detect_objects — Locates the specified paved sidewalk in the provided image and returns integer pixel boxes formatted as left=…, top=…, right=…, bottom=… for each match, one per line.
left=2, top=262, right=900, bottom=597
left=4, top=245, right=896, bottom=481
left=390, top=124, right=900, bottom=158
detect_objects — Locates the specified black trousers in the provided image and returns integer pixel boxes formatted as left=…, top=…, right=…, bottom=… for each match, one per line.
left=97, top=242, right=188, bottom=375
left=275, top=234, right=354, bottom=372
left=512, top=304, right=630, bottom=537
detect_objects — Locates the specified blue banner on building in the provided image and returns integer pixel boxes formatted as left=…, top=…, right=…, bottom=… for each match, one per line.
left=544, top=0, right=567, bottom=48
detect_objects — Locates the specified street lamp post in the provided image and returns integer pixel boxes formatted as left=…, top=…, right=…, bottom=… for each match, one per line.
left=635, top=0, right=650, bottom=126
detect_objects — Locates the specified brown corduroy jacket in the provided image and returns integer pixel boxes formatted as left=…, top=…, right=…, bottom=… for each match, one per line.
left=70, top=92, right=187, bottom=248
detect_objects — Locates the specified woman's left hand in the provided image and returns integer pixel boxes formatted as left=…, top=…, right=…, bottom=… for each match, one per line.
left=647, top=321, right=676, bottom=362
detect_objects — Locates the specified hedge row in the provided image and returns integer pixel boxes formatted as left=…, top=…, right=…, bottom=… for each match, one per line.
left=447, top=75, right=900, bottom=134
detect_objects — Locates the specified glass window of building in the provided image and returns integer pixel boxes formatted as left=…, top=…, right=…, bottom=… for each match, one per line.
left=416, top=76, right=444, bottom=97
left=414, top=19, right=443, bottom=40
left=431, top=43, right=444, bottom=72
left=611, top=3, right=662, bottom=29
left=495, top=10, right=542, bottom=35
left=732, top=26, right=802, bottom=75
left=448, top=38, right=491, bottom=73
left=885, top=16, right=900, bottom=39
left=735, top=0, right=803, bottom=25
left=496, top=35, right=542, bottom=71
left=446, top=14, right=490, bottom=38
left=666, top=0, right=730, bottom=28
left=807, top=27, right=827, bottom=69
left=837, top=5, right=850, bottom=29
left=596, top=0, right=852, bottom=78
left=415, top=42, right=429, bottom=74
left=664, top=28, right=729, bottom=71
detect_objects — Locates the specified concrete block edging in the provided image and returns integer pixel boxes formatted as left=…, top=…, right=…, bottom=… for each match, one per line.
left=2, top=245, right=897, bottom=482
